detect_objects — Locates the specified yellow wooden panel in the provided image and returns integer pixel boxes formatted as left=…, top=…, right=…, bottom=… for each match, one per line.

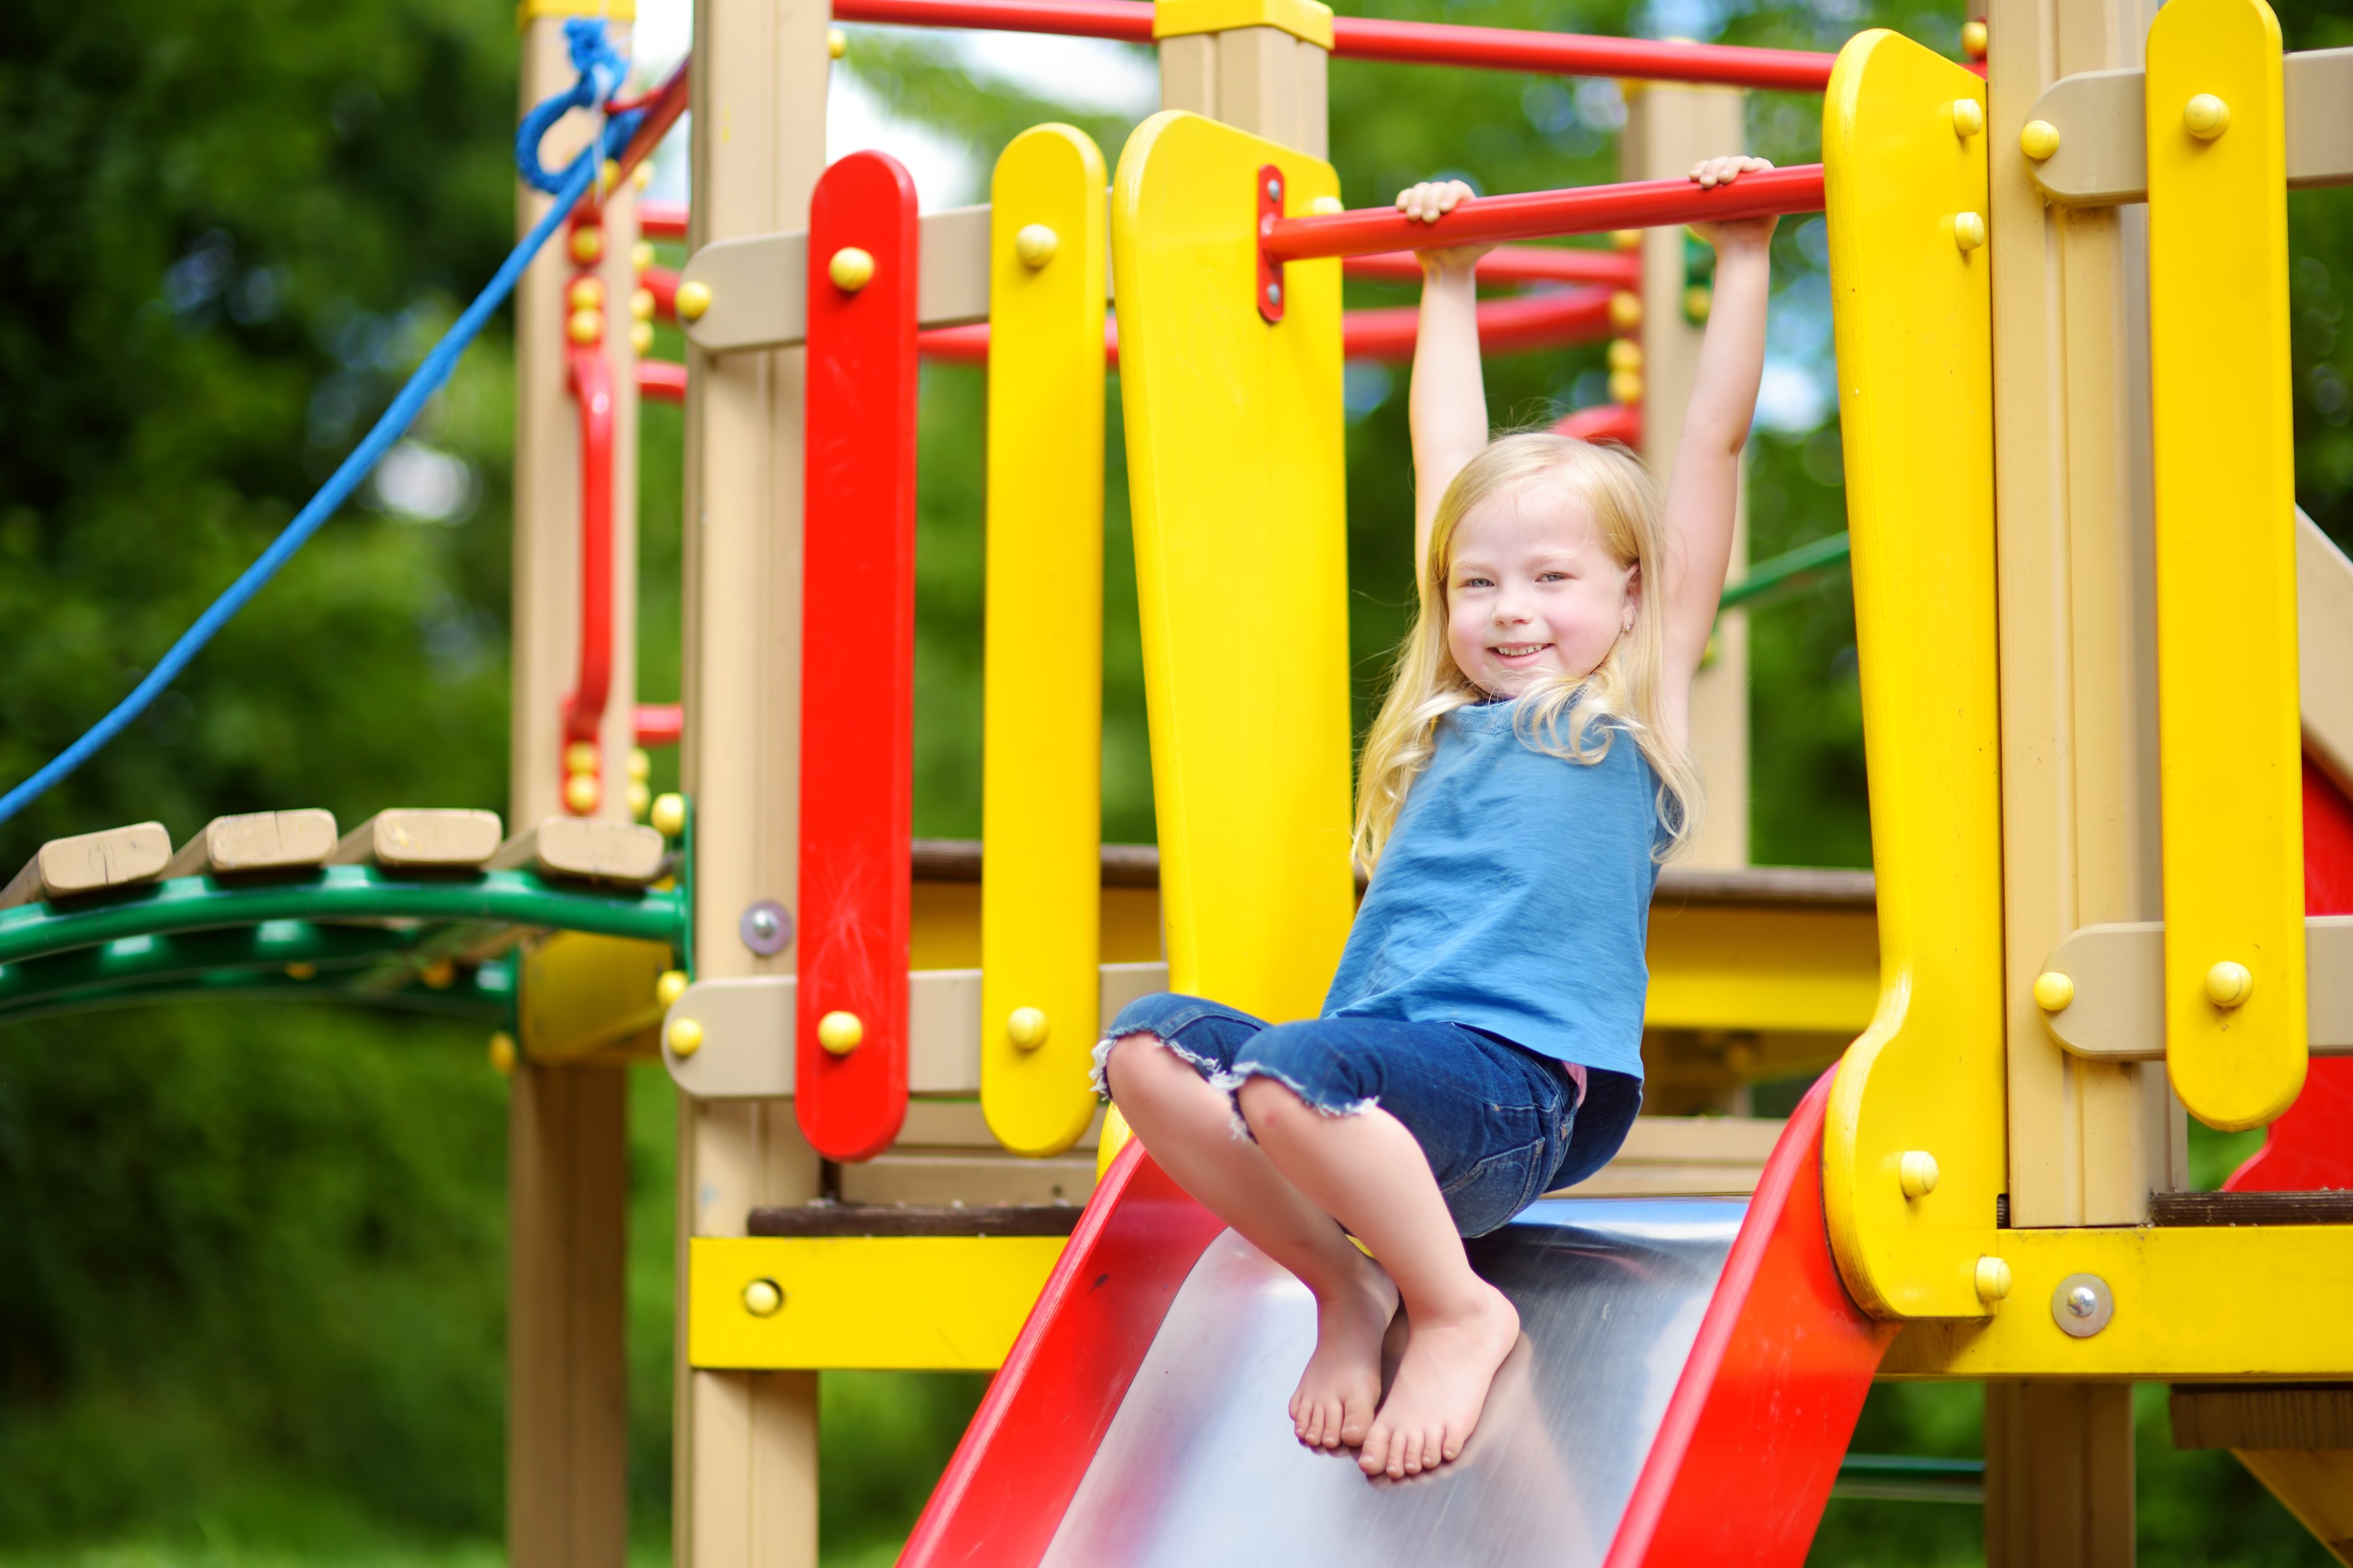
left=1881, top=1222, right=2353, bottom=1379
left=688, top=1235, right=1067, bottom=1370
left=1817, top=32, right=2007, bottom=1320
left=981, top=126, right=1114, bottom=1158
left=2146, top=0, right=2305, bottom=1132
left=518, top=931, right=671, bottom=1061
left=1112, top=112, right=1355, bottom=1021
left=1644, top=905, right=1880, bottom=1035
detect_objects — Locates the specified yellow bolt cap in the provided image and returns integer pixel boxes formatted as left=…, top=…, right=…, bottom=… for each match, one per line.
left=600, top=158, right=622, bottom=197
left=567, top=307, right=604, bottom=345
left=2020, top=120, right=2061, bottom=161
left=828, top=247, right=876, bottom=292
left=629, top=321, right=655, bottom=355
left=632, top=240, right=655, bottom=274
left=1682, top=285, right=1713, bottom=323
left=568, top=276, right=606, bottom=310
left=563, top=773, right=601, bottom=815
left=1309, top=195, right=1344, bottom=215
left=667, top=1016, right=704, bottom=1057
left=743, top=1277, right=784, bottom=1316
left=1952, top=98, right=1984, bottom=138
left=1014, top=224, right=1059, bottom=267
left=1608, top=290, right=1643, bottom=330
left=1608, top=369, right=1644, bottom=406
left=625, top=779, right=652, bottom=819
left=674, top=279, right=712, bottom=321
left=657, top=969, right=690, bottom=1007
left=627, top=746, right=652, bottom=781
left=1961, top=19, right=1988, bottom=59
left=632, top=161, right=653, bottom=192
left=650, top=792, right=688, bottom=838
left=488, top=1031, right=518, bottom=1075
left=565, top=741, right=601, bottom=774
left=827, top=27, right=847, bottom=58
left=2032, top=970, right=2075, bottom=1011
left=1611, top=228, right=1642, bottom=251
left=2184, top=94, right=2231, bottom=140
left=1607, top=338, right=1643, bottom=371
left=632, top=286, right=657, bottom=321
left=1974, top=1254, right=2012, bottom=1304
left=569, top=226, right=604, bottom=266
left=1899, top=1149, right=1942, bottom=1200
left=1953, top=212, right=1987, bottom=252
left=1006, top=1006, right=1051, bottom=1050
left=817, top=1010, right=864, bottom=1054
left=2205, top=961, right=2253, bottom=1008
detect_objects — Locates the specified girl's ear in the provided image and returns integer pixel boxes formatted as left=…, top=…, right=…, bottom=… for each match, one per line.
left=1621, top=562, right=1642, bottom=632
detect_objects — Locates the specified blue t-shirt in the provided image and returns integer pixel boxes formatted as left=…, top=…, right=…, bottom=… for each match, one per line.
left=1321, top=697, right=1663, bottom=1079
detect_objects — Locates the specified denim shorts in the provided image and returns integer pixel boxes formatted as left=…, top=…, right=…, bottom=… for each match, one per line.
left=1095, top=992, right=1641, bottom=1238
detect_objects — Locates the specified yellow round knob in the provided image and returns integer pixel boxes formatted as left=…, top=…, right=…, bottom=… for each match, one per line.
left=1096, top=1103, right=1136, bottom=1180
left=625, top=779, right=651, bottom=818
left=817, top=1010, right=864, bottom=1054
left=1310, top=195, right=1345, bottom=215
left=828, top=247, right=876, bottom=292
left=565, top=741, right=601, bottom=774
left=2020, top=119, right=2061, bottom=161
left=1608, top=290, right=1643, bottom=330
left=563, top=773, right=600, bottom=815
left=650, top=792, right=688, bottom=838
left=1006, top=1006, right=1051, bottom=1050
left=657, top=969, right=690, bottom=1008
left=1952, top=98, right=1985, bottom=139
left=2032, top=970, right=2075, bottom=1011
left=633, top=161, right=654, bottom=192
left=1974, top=1254, right=2012, bottom=1304
left=488, top=1031, right=517, bottom=1075
left=1953, top=212, right=1988, bottom=252
left=1611, top=228, right=1642, bottom=251
left=743, top=1278, right=784, bottom=1317
left=567, top=307, right=604, bottom=345
left=1899, top=1150, right=1942, bottom=1200
left=1682, top=285, right=1713, bottom=323
left=675, top=279, right=712, bottom=321
left=627, top=747, right=652, bottom=781
left=667, top=1016, right=704, bottom=1058
left=2184, top=94, right=2231, bottom=140
left=1014, top=224, right=1059, bottom=267
left=2205, top=961, right=2253, bottom=1008
left=1961, top=19, right=1988, bottom=60
left=1607, top=338, right=1643, bottom=372
left=569, top=226, right=604, bottom=266
left=632, top=286, right=657, bottom=321
left=600, top=158, right=622, bottom=197
left=827, top=27, right=847, bottom=58
left=632, top=240, right=655, bottom=274
left=629, top=321, right=655, bottom=355
left=568, top=276, right=607, bottom=311
left=1608, top=369, right=1644, bottom=406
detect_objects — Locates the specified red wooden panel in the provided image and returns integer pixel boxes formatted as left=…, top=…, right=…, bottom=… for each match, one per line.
left=1605, top=1069, right=1898, bottom=1568
left=2225, top=755, right=2353, bottom=1192
left=899, top=1142, right=1228, bottom=1568
left=797, top=150, right=920, bottom=1162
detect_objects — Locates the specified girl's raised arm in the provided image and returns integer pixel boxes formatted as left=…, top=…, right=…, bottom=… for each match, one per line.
left=1657, top=156, right=1778, bottom=715
left=1397, top=180, right=1495, bottom=580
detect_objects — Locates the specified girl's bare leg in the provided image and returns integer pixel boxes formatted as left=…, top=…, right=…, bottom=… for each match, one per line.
left=1105, top=1035, right=1399, bottom=1449
left=1235, top=1077, right=1522, bottom=1481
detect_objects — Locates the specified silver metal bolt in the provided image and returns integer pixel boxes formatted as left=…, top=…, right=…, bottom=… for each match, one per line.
left=2066, top=1284, right=2098, bottom=1318
left=2050, top=1272, right=2114, bottom=1338
left=1266, top=177, right=1281, bottom=200
left=739, top=899, right=793, bottom=956
left=1266, top=282, right=1283, bottom=305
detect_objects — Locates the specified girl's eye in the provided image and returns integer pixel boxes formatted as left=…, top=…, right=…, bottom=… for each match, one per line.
left=1538, top=571, right=1568, bottom=583
left=1458, top=575, right=1493, bottom=589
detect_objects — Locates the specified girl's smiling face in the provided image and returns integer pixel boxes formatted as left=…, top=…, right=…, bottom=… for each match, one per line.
left=1443, top=478, right=1638, bottom=699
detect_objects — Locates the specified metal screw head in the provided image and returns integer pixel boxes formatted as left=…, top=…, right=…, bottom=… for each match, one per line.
left=739, top=899, right=792, bottom=956
left=1266, top=282, right=1283, bottom=306
left=2051, top=1271, right=2114, bottom=1337
left=2065, top=1284, right=2098, bottom=1318
left=1266, top=177, right=1281, bottom=200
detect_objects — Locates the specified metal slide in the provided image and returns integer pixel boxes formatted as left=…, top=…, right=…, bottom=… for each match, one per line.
left=903, top=1072, right=1896, bottom=1568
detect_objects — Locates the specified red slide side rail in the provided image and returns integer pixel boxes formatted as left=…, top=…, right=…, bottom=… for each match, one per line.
left=562, top=344, right=615, bottom=748
left=1603, top=1068, right=1896, bottom=1567
left=900, top=1143, right=1230, bottom=1568
left=796, top=151, right=921, bottom=1163
left=1267, top=165, right=1825, bottom=263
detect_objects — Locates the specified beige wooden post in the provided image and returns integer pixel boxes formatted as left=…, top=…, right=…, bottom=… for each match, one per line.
left=1157, top=25, right=1329, bottom=158
left=676, top=3, right=833, bottom=1565
left=1621, top=84, right=1749, bottom=869
left=1983, top=0, right=2174, bottom=1550
left=509, top=14, right=642, bottom=1568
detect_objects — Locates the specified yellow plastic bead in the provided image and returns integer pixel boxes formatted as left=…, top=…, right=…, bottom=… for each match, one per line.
left=2020, top=120, right=2061, bottom=161
left=1608, top=290, right=1643, bottom=330
left=1961, top=19, right=1988, bottom=59
left=1953, top=212, right=1987, bottom=252
left=827, top=27, right=847, bottom=58
left=1974, top=1254, right=2012, bottom=1304
left=1607, top=338, right=1643, bottom=371
left=1309, top=195, right=1344, bottom=215
left=1682, top=284, right=1713, bottom=323
left=2184, top=93, right=2231, bottom=140
left=629, top=321, right=654, bottom=355
left=817, top=1010, right=864, bottom=1055
left=564, top=773, right=600, bottom=815
left=828, top=247, right=875, bottom=292
left=625, top=779, right=652, bottom=819
left=1013, top=224, right=1059, bottom=267
left=650, top=792, right=688, bottom=838
left=488, top=1031, right=518, bottom=1075
left=632, top=240, right=655, bottom=274
left=1952, top=98, right=1985, bottom=138
left=675, top=280, right=712, bottom=321
left=657, top=969, right=690, bottom=1007
left=1611, top=228, right=1642, bottom=251
left=632, top=161, right=653, bottom=192
left=570, top=226, right=604, bottom=266
left=567, top=307, right=604, bottom=346
left=667, top=1016, right=704, bottom=1057
left=1609, top=369, right=1644, bottom=405
left=1899, top=1149, right=1942, bottom=1200
left=632, top=287, right=657, bottom=321
left=565, top=741, right=601, bottom=774
left=568, top=276, right=607, bottom=311
left=284, top=962, right=318, bottom=981
left=600, top=158, right=621, bottom=197
left=627, top=746, right=652, bottom=781
left=743, top=1278, right=784, bottom=1316
left=2032, top=970, right=2075, bottom=1011
left=2205, top=961, right=2253, bottom=1008
left=1006, top=1006, right=1051, bottom=1050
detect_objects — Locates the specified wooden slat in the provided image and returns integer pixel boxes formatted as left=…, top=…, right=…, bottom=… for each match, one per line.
left=746, top=1203, right=1081, bottom=1238
left=490, top=817, right=666, bottom=885
left=2170, top=1383, right=2353, bottom=1449
left=162, top=809, right=338, bottom=879
left=1, top=822, right=172, bottom=908
left=327, top=809, right=503, bottom=869
left=2149, top=1189, right=2353, bottom=1227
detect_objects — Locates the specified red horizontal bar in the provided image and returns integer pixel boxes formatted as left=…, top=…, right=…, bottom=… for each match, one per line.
left=635, top=702, right=684, bottom=746
left=1345, top=244, right=1641, bottom=289
left=637, top=359, right=688, bottom=402
left=834, top=0, right=1151, bottom=41
left=583, top=66, right=689, bottom=226
left=643, top=264, right=679, bottom=321
left=639, top=200, right=689, bottom=240
left=1332, top=16, right=1836, bottom=91
left=1266, top=165, right=1823, bottom=262
left=1555, top=400, right=1643, bottom=446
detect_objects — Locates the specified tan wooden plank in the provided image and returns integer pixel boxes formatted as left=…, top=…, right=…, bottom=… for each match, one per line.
left=328, top=809, right=503, bottom=869
left=492, top=817, right=666, bottom=885
left=162, top=809, right=338, bottom=878
left=1, top=822, right=172, bottom=908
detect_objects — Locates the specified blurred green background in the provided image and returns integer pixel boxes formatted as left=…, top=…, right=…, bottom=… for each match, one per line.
left=4, top=0, right=2351, bottom=1561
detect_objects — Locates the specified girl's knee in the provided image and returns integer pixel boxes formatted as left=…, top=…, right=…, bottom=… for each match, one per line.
left=1102, top=1031, right=1178, bottom=1101
left=1235, top=1072, right=1312, bottom=1136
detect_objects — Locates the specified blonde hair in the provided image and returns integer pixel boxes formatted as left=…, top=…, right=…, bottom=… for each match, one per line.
left=1352, top=432, right=1701, bottom=870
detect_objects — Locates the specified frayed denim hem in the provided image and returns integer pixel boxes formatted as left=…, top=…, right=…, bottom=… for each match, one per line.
left=1093, top=1031, right=1377, bottom=1142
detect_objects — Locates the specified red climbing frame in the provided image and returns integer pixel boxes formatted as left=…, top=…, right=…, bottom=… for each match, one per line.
left=562, top=343, right=615, bottom=753
left=796, top=150, right=921, bottom=1163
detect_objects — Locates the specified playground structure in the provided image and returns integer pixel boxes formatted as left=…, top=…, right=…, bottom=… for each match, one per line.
left=4, top=0, right=2353, bottom=1560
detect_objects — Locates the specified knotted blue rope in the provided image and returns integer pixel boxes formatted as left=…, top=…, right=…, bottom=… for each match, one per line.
left=0, top=20, right=645, bottom=827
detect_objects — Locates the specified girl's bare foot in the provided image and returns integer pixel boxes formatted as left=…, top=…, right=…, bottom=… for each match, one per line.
left=1358, top=1279, right=1520, bottom=1479
left=1291, top=1260, right=1400, bottom=1450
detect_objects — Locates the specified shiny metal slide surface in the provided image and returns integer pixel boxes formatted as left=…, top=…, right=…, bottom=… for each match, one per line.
left=1038, top=1198, right=1745, bottom=1568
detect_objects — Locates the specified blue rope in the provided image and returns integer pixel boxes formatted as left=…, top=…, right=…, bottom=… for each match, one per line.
left=0, top=25, right=644, bottom=828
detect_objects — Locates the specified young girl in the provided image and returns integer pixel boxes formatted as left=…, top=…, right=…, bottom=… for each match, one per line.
left=1093, top=156, right=1777, bottom=1482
